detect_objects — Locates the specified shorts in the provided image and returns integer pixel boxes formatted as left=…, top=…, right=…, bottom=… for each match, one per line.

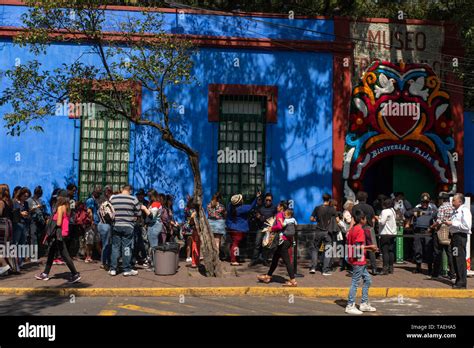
left=208, top=219, right=226, bottom=235
left=85, top=226, right=97, bottom=245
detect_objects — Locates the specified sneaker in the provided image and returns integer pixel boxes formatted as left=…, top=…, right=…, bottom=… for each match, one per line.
left=53, top=259, right=64, bottom=265
left=0, top=265, right=11, bottom=276
left=85, top=257, right=93, bottom=263
left=108, top=269, right=117, bottom=276
left=142, top=262, right=151, bottom=269
left=345, top=304, right=363, bottom=315
left=123, top=270, right=138, bottom=277
left=186, top=257, right=192, bottom=263
left=322, top=272, right=332, bottom=276
left=426, top=275, right=440, bottom=280
left=359, top=302, right=377, bottom=312
left=35, top=273, right=50, bottom=281
left=309, top=268, right=316, bottom=274
left=68, top=273, right=81, bottom=284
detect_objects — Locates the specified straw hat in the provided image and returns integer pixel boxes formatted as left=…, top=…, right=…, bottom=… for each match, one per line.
left=231, top=194, right=243, bottom=206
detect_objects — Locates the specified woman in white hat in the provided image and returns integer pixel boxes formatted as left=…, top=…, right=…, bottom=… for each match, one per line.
left=225, top=192, right=261, bottom=266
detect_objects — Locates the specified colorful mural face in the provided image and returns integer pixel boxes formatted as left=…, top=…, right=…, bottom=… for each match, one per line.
left=343, top=60, right=455, bottom=198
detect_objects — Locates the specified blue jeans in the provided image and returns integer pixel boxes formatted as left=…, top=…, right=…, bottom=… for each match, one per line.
left=13, top=223, right=27, bottom=245
left=147, top=222, right=163, bottom=249
left=13, top=222, right=27, bottom=265
left=110, top=225, right=134, bottom=272
left=347, top=265, right=372, bottom=305
left=98, top=223, right=112, bottom=266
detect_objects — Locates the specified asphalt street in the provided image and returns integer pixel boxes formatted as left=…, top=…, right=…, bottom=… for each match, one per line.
left=0, top=295, right=473, bottom=316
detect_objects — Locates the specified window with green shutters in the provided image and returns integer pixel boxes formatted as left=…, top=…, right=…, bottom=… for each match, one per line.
left=218, top=95, right=266, bottom=203
left=79, top=112, right=130, bottom=201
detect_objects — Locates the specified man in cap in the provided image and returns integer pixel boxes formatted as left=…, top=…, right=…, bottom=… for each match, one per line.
left=405, top=193, right=437, bottom=274
left=429, top=192, right=455, bottom=281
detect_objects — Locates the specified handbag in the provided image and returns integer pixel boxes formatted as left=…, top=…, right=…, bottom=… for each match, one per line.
left=437, top=224, right=451, bottom=246
left=262, top=217, right=276, bottom=249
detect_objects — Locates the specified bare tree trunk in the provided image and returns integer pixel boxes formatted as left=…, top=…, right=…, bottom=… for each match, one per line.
left=187, top=152, right=223, bottom=277
left=159, top=130, right=223, bottom=277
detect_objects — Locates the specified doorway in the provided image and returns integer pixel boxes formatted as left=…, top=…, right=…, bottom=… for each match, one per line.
left=363, top=155, right=437, bottom=205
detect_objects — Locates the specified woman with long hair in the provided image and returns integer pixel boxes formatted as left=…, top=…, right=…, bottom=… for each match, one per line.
left=35, top=196, right=81, bottom=283
left=182, top=196, right=200, bottom=267
left=0, top=184, right=14, bottom=276
left=28, top=186, right=47, bottom=257
left=147, top=189, right=163, bottom=249
left=207, top=192, right=226, bottom=252
left=226, top=192, right=261, bottom=266
left=258, top=201, right=298, bottom=286
left=12, top=187, right=30, bottom=267
left=165, top=194, right=180, bottom=241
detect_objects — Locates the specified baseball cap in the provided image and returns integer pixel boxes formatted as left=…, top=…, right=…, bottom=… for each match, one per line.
left=420, top=193, right=431, bottom=202
left=438, top=191, right=450, bottom=199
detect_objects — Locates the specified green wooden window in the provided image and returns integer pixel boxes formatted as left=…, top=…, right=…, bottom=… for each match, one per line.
left=79, top=111, right=130, bottom=201
left=218, top=95, right=266, bottom=203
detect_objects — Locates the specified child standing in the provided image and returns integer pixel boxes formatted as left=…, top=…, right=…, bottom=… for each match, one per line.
left=345, top=210, right=378, bottom=314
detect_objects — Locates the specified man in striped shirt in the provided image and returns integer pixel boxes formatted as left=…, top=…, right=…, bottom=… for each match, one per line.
left=109, top=185, right=150, bottom=276
left=430, top=192, right=455, bottom=281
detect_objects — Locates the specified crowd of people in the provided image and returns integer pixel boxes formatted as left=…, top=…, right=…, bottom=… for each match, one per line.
left=0, top=182, right=472, bottom=302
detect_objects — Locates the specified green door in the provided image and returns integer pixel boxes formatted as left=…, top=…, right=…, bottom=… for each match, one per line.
left=392, top=156, right=437, bottom=205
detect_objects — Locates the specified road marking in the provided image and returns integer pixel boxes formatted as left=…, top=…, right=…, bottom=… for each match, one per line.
left=117, top=304, right=178, bottom=316
left=271, top=312, right=297, bottom=316
left=99, top=310, right=117, bottom=316
left=196, top=298, right=261, bottom=314
left=141, top=298, right=197, bottom=309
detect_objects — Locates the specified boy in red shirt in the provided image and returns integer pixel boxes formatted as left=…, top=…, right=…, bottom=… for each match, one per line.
left=345, top=210, right=378, bottom=315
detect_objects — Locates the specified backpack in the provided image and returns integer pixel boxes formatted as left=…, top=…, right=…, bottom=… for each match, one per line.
left=74, top=202, right=92, bottom=226
left=99, top=200, right=115, bottom=225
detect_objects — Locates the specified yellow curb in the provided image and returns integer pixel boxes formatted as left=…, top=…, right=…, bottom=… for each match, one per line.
left=0, top=287, right=473, bottom=298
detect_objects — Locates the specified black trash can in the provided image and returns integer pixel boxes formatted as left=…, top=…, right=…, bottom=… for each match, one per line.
left=153, top=242, right=180, bottom=276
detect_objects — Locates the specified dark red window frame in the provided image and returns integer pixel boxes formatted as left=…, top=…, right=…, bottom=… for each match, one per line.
left=208, top=84, right=278, bottom=123
left=68, top=80, right=142, bottom=121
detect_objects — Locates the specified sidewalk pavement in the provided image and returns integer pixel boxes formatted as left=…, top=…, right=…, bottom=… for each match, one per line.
left=0, top=257, right=472, bottom=298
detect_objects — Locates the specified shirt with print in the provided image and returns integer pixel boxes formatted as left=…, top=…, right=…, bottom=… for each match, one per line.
left=149, top=201, right=163, bottom=224
left=207, top=202, right=225, bottom=220
left=436, top=202, right=455, bottom=225
left=347, top=224, right=367, bottom=266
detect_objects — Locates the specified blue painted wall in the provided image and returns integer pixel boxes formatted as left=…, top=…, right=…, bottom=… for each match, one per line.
left=0, top=6, right=334, bottom=222
left=465, top=111, right=474, bottom=194
left=0, top=4, right=334, bottom=41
